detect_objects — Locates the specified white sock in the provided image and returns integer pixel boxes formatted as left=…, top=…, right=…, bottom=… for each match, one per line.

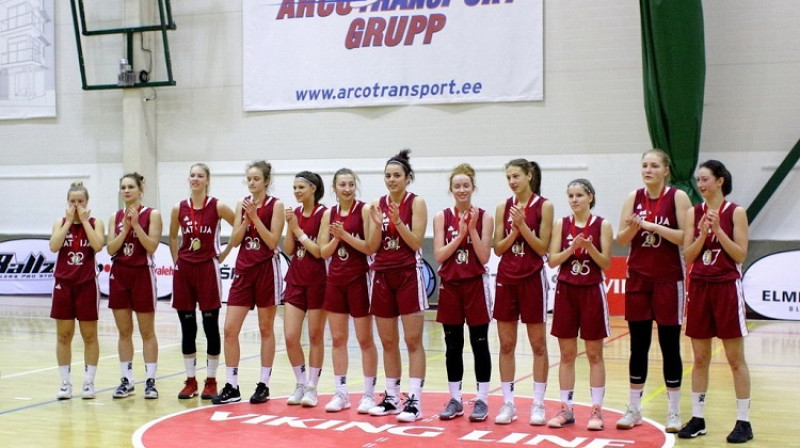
left=630, top=387, right=643, bottom=411
left=120, top=361, right=133, bottom=382
left=533, top=381, right=547, bottom=405
left=477, top=382, right=490, bottom=402
left=667, top=389, right=680, bottom=413
left=409, top=377, right=424, bottom=405
left=448, top=381, right=462, bottom=402
left=293, top=365, right=307, bottom=385
left=560, top=390, right=574, bottom=409
left=184, top=357, right=196, bottom=377
left=387, top=377, right=401, bottom=398
left=590, top=386, right=605, bottom=406
left=736, top=398, right=750, bottom=421
left=206, top=358, right=219, bottom=378
left=691, top=392, right=706, bottom=418
left=501, top=381, right=514, bottom=403
left=260, top=367, right=272, bottom=385
left=145, top=363, right=157, bottom=380
left=59, top=365, right=71, bottom=383
left=227, top=366, right=239, bottom=388
left=335, top=375, right=348, bottom=393
left=309, top=367, right=322, bottom=388
left=84, top=365, right=97, bottom=382
left=364, top=376, right=376, bottom=396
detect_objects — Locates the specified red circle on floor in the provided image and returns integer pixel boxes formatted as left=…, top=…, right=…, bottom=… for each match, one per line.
left=134, top=393, right=673, bottom=448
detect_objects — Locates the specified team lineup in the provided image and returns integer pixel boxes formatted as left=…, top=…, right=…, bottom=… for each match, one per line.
left=47, top=149, right=753, bottom=444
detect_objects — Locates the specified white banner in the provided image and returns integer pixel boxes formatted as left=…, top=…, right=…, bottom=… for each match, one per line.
left=742, top=250, right=800, bottom=321
left=0, top=0, right=57, bottom=120
left=0, top=239, right=56, bottom=295
left=243, top=0, right=543, bottom=111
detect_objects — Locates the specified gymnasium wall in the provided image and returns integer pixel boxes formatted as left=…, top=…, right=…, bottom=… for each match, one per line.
left=1, top=1, right=798, bottom=242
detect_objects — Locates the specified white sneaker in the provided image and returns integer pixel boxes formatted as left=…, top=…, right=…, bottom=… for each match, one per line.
left=665, top=409, right=681, bottom=433
left=57, top=381, right=72, bottom=400
left=325, top=390, right=351, bottom=412
left=82, top=381, right=96, bottom=400
left=300, top=385, right=318, bottom=407
left=494, top=401, right=517, bottom=425
left=529, top=401, right=546, bottom=426
left=368, top=392, right=402, bottom=416
left=287, top=383, right=306, bottom=405
left=357, top=393, right=376, bottom=414
left=616, top=405, right=643, bottom=429
left=396, top=394, right=422, bottom=422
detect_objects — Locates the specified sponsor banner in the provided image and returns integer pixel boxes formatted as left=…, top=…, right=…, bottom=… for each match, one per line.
left=0, top=239, right=57, bottom=295
left=742, top=250, right=800, bottom=320
left=485, top=254, right=627, bottom=315
left=243, top=0, right=543, bottom=111
left=96, top=242, right=176, bottom=300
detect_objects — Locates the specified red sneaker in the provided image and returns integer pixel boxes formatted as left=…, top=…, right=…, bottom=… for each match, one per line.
left=201, top=378, right=218, bottom=400
left=178, top=377, right=198, bottom=399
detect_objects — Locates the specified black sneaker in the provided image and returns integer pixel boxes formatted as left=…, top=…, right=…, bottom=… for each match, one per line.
left=726, top=420, right=753, bottom=444
left=211, top=383, right=241, bottom=405
left=678, top=417, right=707, bottom=439
left=250, top=382, right=270, bottom=404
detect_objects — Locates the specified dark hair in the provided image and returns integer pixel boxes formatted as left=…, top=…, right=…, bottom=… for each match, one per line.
left=120, top=172, right=145, bottom=190
left=642, top=148, right=672, bottom=184
left=385, top=148, right=414, bottom=182
left=295, top=171, right=325, bottom=204
left=567, top=178, right=596, bottom=209
left=332, top=168, right=360, bottom=197
left=247, top=160, right=273, bottom=189
left=699, top=159, right=733, bottom=196
left=190, top=163, right=211, bottom=194
left=505, top=158, right=541, bottom=195
left=67, top=181, right=89, bottom=201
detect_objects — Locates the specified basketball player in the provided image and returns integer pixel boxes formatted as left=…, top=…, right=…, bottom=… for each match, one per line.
left=433, top=164, right=494, bottom=422
left=49, top=182, right=105, bottom=400
left=546, top=179, right=613, bottom=431
left=492, top=159, right=552, bottom=426
left=366, top=149, right=429, bottom=423
left=212, top=161, right=284, bottom=405
left=318, top=168, right=378, bottom=414
left=616, top=149, right=691, bottom=432
left=169, top=163, right=235, bottom=400
left=283, top=171, right=327, bottom=407
left=679, top=160, right=753, bottom=444
left=107, top=173, right=163, bottom=399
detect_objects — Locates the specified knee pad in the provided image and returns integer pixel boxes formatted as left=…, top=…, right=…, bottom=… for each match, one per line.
left=202, top=309, right=221, bottom=356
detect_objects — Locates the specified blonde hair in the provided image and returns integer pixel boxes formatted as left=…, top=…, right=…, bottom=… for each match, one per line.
left=190, top=163, right=211, bottom=194
left=642, top=148, right=672, bottom=184
left=67, top=181, right=89, bottom=201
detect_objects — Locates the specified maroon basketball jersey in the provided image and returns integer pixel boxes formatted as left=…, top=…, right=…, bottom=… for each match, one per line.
left=689, top=201, right=742, bottom=282
left=285, top=204, right=327, bottom=286
left=235, top=196, right=279, bottom=272
left=628, top=187, right=684, bottom=281
left=438, top=207, right=487, bottom=281
left=177, top=197, right=221, bottom=264
left=371, top=193, right=420, bottom=272
left=112, top=207, right=153, bottom=267
left=496, top=195, right=546, bottom=284
left=54, top=218, right=98, bottom=283
left=556, top=215, right=605, bottom=285
left=328, top=201, right=369, bottom=286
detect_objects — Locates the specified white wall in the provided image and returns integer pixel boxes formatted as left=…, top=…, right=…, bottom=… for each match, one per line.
left=1, top=1, right=798, bottom=240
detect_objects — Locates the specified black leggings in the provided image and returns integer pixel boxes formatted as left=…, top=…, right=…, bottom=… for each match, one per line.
left=177, top=309, right=221, bottom=356
left=443, top=323, right=492, bottom=384
left=628, top=320, right=682, bottom=387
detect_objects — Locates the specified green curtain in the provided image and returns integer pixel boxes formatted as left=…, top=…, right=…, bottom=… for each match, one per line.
left=640, top=0, right=705, bottom=203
